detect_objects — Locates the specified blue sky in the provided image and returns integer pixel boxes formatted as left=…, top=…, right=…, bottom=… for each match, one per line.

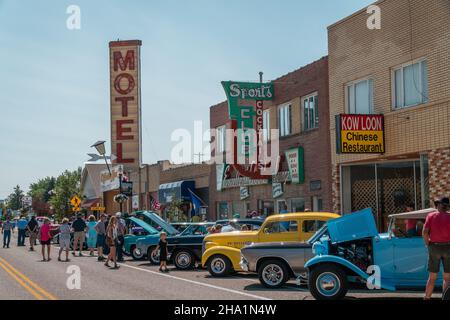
left=0, top=0, right=373, bottom=198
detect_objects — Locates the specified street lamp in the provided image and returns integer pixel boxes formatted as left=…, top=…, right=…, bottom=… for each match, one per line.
left=91, top=140, right=111, bottom=176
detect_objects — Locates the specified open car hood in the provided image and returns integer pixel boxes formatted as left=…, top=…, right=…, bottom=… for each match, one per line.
left=327, top=208, right=378, bottom=244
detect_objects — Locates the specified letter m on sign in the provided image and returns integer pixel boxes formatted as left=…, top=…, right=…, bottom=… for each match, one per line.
left=114, top=50, right=135, bottom=71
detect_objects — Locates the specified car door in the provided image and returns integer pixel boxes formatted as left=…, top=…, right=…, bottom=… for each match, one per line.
left=300, top=219, right=327, bottom=242
left=258, top=220, right=299, bottom=243
left=391, top=236, right=432, bottom=287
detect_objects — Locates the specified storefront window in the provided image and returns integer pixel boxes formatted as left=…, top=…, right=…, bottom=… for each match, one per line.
left=260, top=200, right=274, bottom=216
left=290, top=198, right=305, bottom=213
left=217, top=202, right=229, bottom=220
left=342, top=160, right=429, bottom=232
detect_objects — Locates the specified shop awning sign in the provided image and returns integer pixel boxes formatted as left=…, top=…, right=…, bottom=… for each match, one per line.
left=336, top=114, right=385, bottom=154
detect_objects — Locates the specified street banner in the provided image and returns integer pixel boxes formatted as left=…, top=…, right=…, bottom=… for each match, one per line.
left=109, top=40, right=143, bottom=170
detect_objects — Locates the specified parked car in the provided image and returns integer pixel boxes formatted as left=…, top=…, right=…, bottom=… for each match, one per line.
left=304, top=208, right=445, bottom=300
left=240, top=238, right=320, bottom=288
left=202, top=212, right=340, bottom=277
left=133, top=211, right=179, bottom=236
left=171, top=222, right=194, bottom=233
left=135, top=222, right=214, bottom=269
left=123, top=217, right=160, bottom=259
left=215, top=218, right=264, bottom=231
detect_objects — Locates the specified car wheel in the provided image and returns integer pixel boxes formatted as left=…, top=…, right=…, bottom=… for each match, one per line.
left=258, top=259, right=289, bottom=288
left=148, top=247, right=160, bottom=265
left=174, top=250, right=195, bottom=270
left=308, top=264, right=348, bottom=300
left=207, top=254, right=232, bottom=277
left=131, top=245, right=145, bottom=260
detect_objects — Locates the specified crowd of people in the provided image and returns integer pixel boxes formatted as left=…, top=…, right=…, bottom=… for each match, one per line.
left=0, top=212, right=133, bottom=270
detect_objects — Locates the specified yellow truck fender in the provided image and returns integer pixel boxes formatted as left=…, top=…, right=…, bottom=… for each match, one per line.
left=202, top=246, right=243, bottom=271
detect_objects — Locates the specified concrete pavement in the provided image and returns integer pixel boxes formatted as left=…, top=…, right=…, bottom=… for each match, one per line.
left=0, top=242, right=441, bottom=300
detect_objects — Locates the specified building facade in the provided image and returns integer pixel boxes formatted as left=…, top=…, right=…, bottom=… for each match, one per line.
left=210, top=57, right=333, bottom=220
left=328, top=0, right=450, bottom=230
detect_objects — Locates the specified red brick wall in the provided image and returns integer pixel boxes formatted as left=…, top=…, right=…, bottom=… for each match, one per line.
left=428, top=147, right=450, bottom=201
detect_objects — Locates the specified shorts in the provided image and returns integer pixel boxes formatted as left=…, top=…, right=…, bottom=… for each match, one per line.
left=73, top=231, right=85, bottom=244
left=40, top=239, right=51, bottom=245
left=427, top=243, right=450, bottom=273
left=60, top=237, right=71, bottom=249
left=96, top=234, right=105, bottom=247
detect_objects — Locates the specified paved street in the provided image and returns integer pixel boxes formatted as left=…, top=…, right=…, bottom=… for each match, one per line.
left=0, top=241, right=441, bottom=300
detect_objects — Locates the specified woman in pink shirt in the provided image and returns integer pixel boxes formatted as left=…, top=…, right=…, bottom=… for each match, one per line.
left=40, top=218, right=52, bottom=261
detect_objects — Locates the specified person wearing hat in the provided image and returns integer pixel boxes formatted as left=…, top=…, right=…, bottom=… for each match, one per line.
left=423, top=197, right=450, bottom=299
left=115, top=212, right=126, bottom=262
left=94, top=214, right=108, bottom=261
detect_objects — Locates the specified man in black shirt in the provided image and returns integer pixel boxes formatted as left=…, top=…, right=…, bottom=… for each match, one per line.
left=26, top=216, right=39, bottom=251
left=72, top=214, right=87, bottom=256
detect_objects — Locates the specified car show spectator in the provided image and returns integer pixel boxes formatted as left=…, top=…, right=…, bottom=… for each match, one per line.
left=105, top=216, right=119, bottom=269
left=423, top=197, right=450, bottom=300
left=115, top=212, right=126, bottom=262
left=86, top=215, right=97, bottom=257
left=1, top=217, right=13, bottom=248
left=95, top=214, right=107, bottom=261
left=58, top=218, right=71, bottom=262
left=153, top=231, right=169, bottom=272
left=27, top=216, right=39, bottom=251
left=72, top=214, right=87, bottom=257
left=39, top=218, right=52, bottom=261
left=16, top=216, right=28, bottom=246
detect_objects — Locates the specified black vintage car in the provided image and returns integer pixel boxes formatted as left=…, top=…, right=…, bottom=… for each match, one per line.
left=136, top=222, right=214, bottom=270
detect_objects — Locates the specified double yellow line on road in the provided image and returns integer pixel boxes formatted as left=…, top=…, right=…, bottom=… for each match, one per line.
left=0, top=257, right=57, bottom=300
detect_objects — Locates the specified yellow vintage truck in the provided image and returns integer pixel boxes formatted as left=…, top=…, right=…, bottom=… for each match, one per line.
left=201, top=212, right=340, bottom=277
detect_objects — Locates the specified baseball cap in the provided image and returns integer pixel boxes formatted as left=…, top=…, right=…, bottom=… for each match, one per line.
left=434, top=197, right=450, bottom=206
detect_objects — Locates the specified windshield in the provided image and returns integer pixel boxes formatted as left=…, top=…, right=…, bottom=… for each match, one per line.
left=307, top=223, right=328, bottom=244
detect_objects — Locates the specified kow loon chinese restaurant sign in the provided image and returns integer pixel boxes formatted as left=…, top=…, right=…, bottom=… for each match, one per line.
left=109, top=40, right=142, bottom=169
left=336, top=114, right=385, bottom=154
left=221, top=81, right=274, bottom=179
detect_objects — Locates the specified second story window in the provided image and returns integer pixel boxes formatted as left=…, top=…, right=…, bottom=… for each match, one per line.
left=262, top=109, right=270, bottom=141
left=278, top=104, right=291, bottom=137
left=393, top=59, right=428, bottom=109
left=216, top=125, right=226, bottom=153
left=346, top=78, right=373, bottom=114
left=302, top=93, right=319, bottom=131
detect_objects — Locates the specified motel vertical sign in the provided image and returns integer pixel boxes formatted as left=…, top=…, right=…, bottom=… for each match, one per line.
left=109, top=40, right=142, bottom=170
left=336, top=114, right=385, bottom=154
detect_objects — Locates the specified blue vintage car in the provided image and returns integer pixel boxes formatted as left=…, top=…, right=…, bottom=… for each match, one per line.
left=305, top=207, right=444, bottom=300
left=123, top=217, right=160, bottom=259
left=135, top=222, right=214, bottom=269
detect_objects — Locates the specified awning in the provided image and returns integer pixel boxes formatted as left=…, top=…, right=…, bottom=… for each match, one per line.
left=81, top=198, right=101, bottom=209
left=158, top=180, right=195, bottom=204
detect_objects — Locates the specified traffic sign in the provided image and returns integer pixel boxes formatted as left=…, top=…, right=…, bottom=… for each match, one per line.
left=70, top=196, right=81, bottom=207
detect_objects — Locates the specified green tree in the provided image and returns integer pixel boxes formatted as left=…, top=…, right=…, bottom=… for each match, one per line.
left=49, top=168, right=81, bottom=219
left=29, top=176, right=56, bottom=203
left=6, top=185, right=24, bottom=211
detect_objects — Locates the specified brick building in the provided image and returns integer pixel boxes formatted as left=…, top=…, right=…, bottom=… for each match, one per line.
left=129, top=161, right=210, bottom=221
left=328, top=0, right=450, bottom=230
left=209, top=57, right=333, bottom=220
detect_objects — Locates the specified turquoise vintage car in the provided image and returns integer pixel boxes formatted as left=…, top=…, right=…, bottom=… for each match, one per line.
left=305, top=208, right=445, bottom=300
left=134, top=211, right=179, bottom=236
left=123, top=217, right=160, bottom=259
